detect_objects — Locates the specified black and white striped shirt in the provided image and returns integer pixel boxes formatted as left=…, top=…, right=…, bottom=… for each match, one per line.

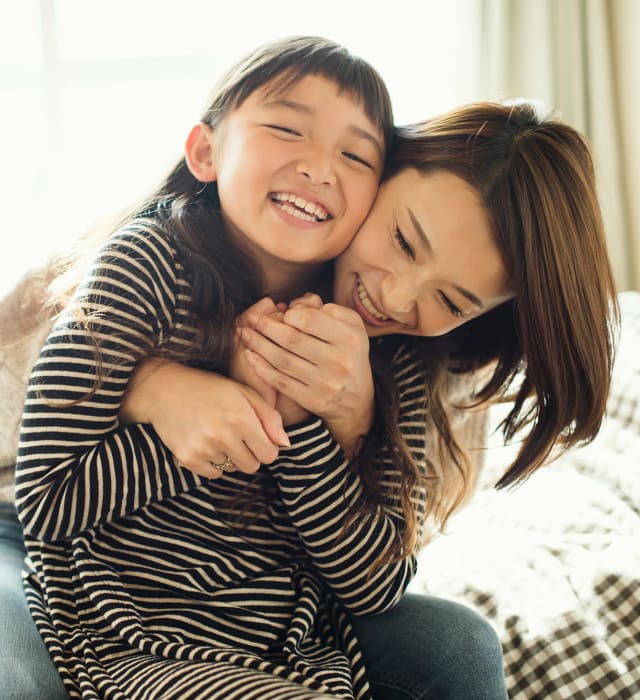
left=15, top=227, right=430, bottom=700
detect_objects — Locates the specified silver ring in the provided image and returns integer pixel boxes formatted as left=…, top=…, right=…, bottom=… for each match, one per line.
left=212, top=455, right=234, bottom=472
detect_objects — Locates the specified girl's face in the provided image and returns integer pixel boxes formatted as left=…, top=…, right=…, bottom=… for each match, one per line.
left=333, top=169, right=514, bottom=337
left=203, top=73, right=384, bottom=282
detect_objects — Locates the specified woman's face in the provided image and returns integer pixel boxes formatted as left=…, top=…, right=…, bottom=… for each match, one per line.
left=333, top=168, right=514, bottom=337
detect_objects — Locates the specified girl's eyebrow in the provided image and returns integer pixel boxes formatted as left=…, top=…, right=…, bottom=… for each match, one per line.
left=407, top=206, right=485, bottom=309
left=263, top=98, right=384, bottom=157
left=264, top=98, right=313, bottom=114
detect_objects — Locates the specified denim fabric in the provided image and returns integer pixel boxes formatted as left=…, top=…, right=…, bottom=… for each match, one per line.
left=0, top=503, right=68, bottom=700
left=352, top=592, right=508, bottom=699
left=1, top=502, right=506, bottom=700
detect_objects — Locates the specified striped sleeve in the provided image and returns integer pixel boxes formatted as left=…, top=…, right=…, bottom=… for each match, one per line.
left=267, top=346, right=428, bottom=616
left=15, top=228, right=201, bottom=541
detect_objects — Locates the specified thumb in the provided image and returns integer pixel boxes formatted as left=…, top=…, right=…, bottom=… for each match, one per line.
left=242, top=387, right=291, bottom=448
left=245, top=296, right=278, bottom=317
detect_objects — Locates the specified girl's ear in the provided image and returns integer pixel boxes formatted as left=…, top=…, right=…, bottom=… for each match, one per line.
left=184, top=123, right=217, bottom=182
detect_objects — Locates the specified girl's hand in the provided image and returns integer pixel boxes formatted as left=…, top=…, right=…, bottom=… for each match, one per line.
left=120, top=358, right=289, bottom=479
left=232, top=297, right=311, bottom=427
left=229, top=297, right=282, bottom=408
left=241, top=294, right=374, bottom=455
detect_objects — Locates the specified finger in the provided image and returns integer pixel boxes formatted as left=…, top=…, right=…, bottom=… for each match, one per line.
left=237, top=298, right=279, bottom=333
left=284, top=303, right=365, bottom=340
left=288, top=293, right=324, bottom=310
left=251, top=375, right=278, bottom=408
left=175, top=456, right=226, bottom=480
left=208, top=454, right=235, bottom=474
left=246, top=349, right=309, bottom=407
left=242, top=387, right=291, bottom=451
left=243, top=296, right=278, bottom=317
left=174, top=421, right=275, bottom=475
left=246, top=312, right=327, bottom=356
left=234, top=338, right=279, bottom=406
left=241, top=325, right=321, bottom=379
left=320, top=302, right=366, bottom=325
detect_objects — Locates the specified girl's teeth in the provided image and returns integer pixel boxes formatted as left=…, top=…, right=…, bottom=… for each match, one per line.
left=357, top=280, right=389, bottom=320
left=273, top=193, right=328, bottom=221
left=279, top=203, right=317, bottom=222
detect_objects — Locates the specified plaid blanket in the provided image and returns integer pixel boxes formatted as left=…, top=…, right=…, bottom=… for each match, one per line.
left=410, top=291, right=640, bottom=699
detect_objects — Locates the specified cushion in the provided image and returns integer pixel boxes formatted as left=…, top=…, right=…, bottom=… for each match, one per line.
left=0, top=265, right=57, bottom=500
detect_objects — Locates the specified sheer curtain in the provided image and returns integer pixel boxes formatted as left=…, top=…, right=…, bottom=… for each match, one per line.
left=472, top=0, right=640, bottom=291
left=0, top=0, right=479, bottom=298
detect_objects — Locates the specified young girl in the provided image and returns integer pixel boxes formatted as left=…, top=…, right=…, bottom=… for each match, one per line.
left=13, top=34, right=407, bottom=700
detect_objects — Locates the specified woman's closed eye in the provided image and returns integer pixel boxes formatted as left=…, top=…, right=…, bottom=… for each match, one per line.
left=438, top=291, right=463, bottom=317
left=394, top=228, right=415, bottom=260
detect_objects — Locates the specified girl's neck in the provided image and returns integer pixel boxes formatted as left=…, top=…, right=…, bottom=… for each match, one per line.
left=221, top=222, right=333, bottom=303
left=263, top=261, right=328, bottom=302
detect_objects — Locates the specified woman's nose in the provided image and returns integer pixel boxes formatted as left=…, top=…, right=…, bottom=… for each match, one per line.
left=381, top=276, right=416, bottom=315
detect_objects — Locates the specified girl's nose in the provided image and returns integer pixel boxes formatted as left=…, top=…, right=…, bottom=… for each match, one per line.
left=297, top=148, right=336, bottom=186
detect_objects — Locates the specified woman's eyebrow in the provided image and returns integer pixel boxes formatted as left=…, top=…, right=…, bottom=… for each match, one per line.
left=453, top=284, right=484, bottom=309
left=263, top=99, right=384, bottom=157
left=407, top=206, right=485, bottom=309
left=407, top=207, right=433, bottom=255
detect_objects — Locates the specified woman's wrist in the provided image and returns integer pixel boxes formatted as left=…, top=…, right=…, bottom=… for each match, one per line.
left=120, top=356, right=174, bottom=425
left=324, top=398, right=374, bottom=458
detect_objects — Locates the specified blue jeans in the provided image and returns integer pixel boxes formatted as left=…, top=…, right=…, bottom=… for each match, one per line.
left=351, top=594, right=508, bottom=699
left=0, top=502, right=68, bottom=700
left=0, top=503, right=506, bottom=699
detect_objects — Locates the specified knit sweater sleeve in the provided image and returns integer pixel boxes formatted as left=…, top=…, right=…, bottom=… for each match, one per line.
left=15, top=227, right=202, bottom=541
left=266, top=346, right=429, bottom=616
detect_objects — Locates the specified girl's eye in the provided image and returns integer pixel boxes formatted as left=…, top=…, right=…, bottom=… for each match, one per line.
left=438, top=291, right=463, bottom=317
left=343, top=151, right=373, bottom=169
left=394, top=228, right=415, bottom=260
left=266, top=124, right=301, bottom=136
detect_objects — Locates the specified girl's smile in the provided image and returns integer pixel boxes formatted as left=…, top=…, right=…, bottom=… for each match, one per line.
left=186, top=73, right=385, bottom=295
left=270, top=191, right=331, bottom=225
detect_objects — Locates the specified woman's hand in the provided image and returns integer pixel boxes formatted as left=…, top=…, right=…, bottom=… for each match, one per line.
left=120, top=358, right=289, bottom=479
left=240, top=293, right=375, bottom=456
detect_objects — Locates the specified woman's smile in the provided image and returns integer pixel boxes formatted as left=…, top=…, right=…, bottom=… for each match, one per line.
left=352, top=275, right=396, bottom=327
left=334, top=168, right=513, bottom=337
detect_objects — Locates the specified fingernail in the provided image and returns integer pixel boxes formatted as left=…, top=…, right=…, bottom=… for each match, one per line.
left=279, top=429, right=291, bottom=447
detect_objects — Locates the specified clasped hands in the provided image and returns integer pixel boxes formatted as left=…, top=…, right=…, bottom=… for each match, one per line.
left=120, top=294, right=375, bottom=479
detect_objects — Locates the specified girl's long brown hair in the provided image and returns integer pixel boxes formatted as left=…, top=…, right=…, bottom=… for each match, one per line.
left=355, top=102, right=619, bottom=559
left=46, top=36, right=401, bottom=549
left=52, top=35, right=395, bottom=371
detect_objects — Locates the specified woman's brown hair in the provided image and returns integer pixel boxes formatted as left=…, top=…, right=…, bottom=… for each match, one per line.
left=357, top=101, right=619, bottom=560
